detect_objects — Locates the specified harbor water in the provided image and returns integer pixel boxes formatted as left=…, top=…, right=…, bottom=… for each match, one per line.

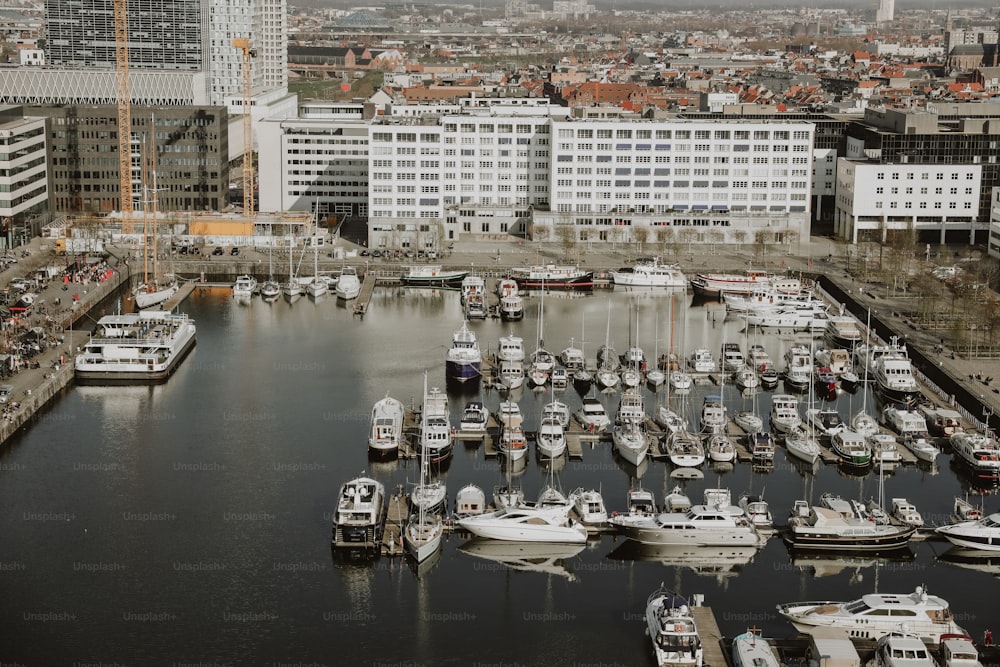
left=0, top=285, right=995, bottom=665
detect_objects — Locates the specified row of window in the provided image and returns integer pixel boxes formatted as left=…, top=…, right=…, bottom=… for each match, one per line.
left=555, top=128, right=811, bottom=141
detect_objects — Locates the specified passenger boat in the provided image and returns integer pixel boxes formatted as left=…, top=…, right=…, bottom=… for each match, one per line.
left=454, top=484, right=486, bottom=518
left=949, top=431, right=1000, bottom=480
left=232, top=274, right=257, bottom=298
left=509, top=264, right=594, bottom=289
left=784, top=427, right=821, bottom=465
left=769, top=394, right=802, bottom=434
left=890, top=498, right=924, bottom=527
left=575, top=396, right=610, bottom=433
left=725, top=288, right=819, bottom=313
left=645, top=587, right=704, bottom=667
left=331, top=476, right=386, bottom=549
left=732, top=629, right=780, bottom=667
left=457, top=505, right=588, bottom=543
left=75, top=310, right=197, bottom=383
left=869, top=632, right=937, bottom=667
left=569, top=488, right=608, bottom=525
left=401, top=265, right=468, bottom=288
left=335, top=266, right=361, bottom=300
left=784, top=499, right=917, bottom=551
left=418, top=379, right=453, bottom=464
left=776, top=585, right=967, bottom=643
left=367, top=394, right=405, bottom=457
left=459, top=401, right=489, bottom=432
left=610, top=257, right=686, bottom=287
left=937, top=511, right=1000, bottom=551
left=830, top=430, right=872, bottom=468
left=610, top=501, right=761, bottom=546
left=445, top=321, right=482, bottom=383
left=665, top=430, right=706, bottom=468
left=690, top=269, right=785, bottom=298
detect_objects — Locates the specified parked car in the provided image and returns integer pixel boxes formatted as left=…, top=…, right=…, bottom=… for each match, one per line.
left=179, top=245, right=189, bottom=255
left=9, top=279, right=28, bottom=291
left=212, top=247, right=224, bottom=256
left=230, top=246, right=240, bottom=256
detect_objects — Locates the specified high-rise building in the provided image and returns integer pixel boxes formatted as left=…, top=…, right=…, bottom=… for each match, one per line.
left=875, top=0, right=894, bottom=24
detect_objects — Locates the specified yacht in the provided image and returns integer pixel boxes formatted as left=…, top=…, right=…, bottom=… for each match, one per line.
left=418, top=382, right=453, bottom=464
left=498, top=360, right=524, bottom=390
left=882, top=405, right=930, bottom=438
left=825, top=316, right=864, bottom=349
left=706, top=433, right=736, bottom=463
left=743, top=305, right=830, bottom=331
left=75, top=310, right=197, bottom=383
left=496, top=401, right=524, bottom=429
left=776, top=585, right=966, bottom=643
left=575, top=397, right=611, bottom=433
left=232, top=274, right=257, bottom=298
left=919, top=405, right=964, bottom=438
left=769, top=394, right=802, bottom=434
left=664, top=430, right=706, bottom=468
left=569, top=488, right=608, bottom=526
left=830, top=430, right=872, bottom=468
left=559, top=341, right=586, bottom=371
left=725, top=288, right=820, bottom=313
left=784, top=499, right=917, bottom=551
left=690, top=269, right=782, bottom=297
left=873, top=353, right=921, bottom=405
left=815, top=348, right=853, bottom=376
left=750, top=432, right=776, bottom=464
left=613, top=486, right=658, bottom=528
left=537, top=415, right=567, bottom=459
left=949, top=432, right=1000, bottom=480
left=331, top=476, right=386, bottom=548
left=734, top=367, right=759, bottom=391
left=459, top=401, right=489, bottom=432
left=335, top=266, right=361, bottom=300
left=890, top=498, right=924, bottom=527
left=611, top=257, right=687, bottom=287
left=405, top=424, right=444, bottom=564
left=610, top=502, right=761, bottom=546
left=900, top=432, right=941, bottom=464
left=937, top=512, right=1000, bottom=551
left=869, top=433, right=903, bottom=468
left=940, top=636, right=985, bottom=667
left=457, top=505, right=589, bottom=543
left=498, top=420, right=528, bottom=462
left=460, top=275, right=486, bottom=302
left=645, top=588, right=704, bottom=667
left=722, top=342, right=746, bottom=372
left=664, top=487, right=693, bottom=513
left=805, top=407, right=844, bottom=438
left=445, top=321, right=482, bottom=383
left=700, top=395, right=727, bottom=434
left=732, top=630, right=781, bottom=667
left=734, top=411, right=764, bottom=434
left=783, top=345, right=813, bottom=391
left=464, top=292, right=487, bottom=319
left=748, top=345, right=773, bottom=373
left=497, top=333, right=526, bottom=362
left=613, top=391, right=649, bottom=466
left=454, top=484, right=487, bottom=518
left=689, top=348, right=716, bottom=373
left=814, top=367, right=838, bottom=397
left=542, top=400, right=571, bottom=428
left=738, top=494, right=773, bottom=528
left=367, top=394, right=405, bottom=458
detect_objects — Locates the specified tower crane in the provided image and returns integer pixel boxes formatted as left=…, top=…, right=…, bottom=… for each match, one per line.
left=114, top=0, right=133, bottom=232
left=232, top=37, right=256, bottom=216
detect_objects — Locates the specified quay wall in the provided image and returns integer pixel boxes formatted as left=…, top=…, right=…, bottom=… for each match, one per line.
left=0, top=361, right=74, bottom=446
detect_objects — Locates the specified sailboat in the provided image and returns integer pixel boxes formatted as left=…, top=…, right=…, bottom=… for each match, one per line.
left=528, top=284, right=555, bottom=386
left=133, top=119, right=179, bottom=309
left=621, top=302, right=643, bottom=388
left=260, top=231, right=280, bottom=300
left=283, top=234, right=304, bottom=302
left=646, top=306, right=665, bottom=388
left=784, top=337, right=822, bottom=465
left=307, top=233, right=327, bottom=299
left=596, top=300, right=620, bottom=390
left=572, top=312, right=593, bottom=387
left=405, top=396, right=444, bottom=563
left=851, top=309, right=879, bottom=437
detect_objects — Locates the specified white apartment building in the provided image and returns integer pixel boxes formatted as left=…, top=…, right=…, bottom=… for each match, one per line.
left=988, top=187, right=1000, bottom=259
left=0, top=107, right=49, bottom=243
left=834, top=161, right=982, bottom=244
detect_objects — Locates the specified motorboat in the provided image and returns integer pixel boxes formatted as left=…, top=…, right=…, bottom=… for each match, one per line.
left=613, top=486, right=658, bottom=528
left=784, top=499, right=917, bottom=551
left=367, top=394, right=405, bottom=458
left=805, top=407, right=844, bottom=438
left=418, top=381, right=453, bottom=464
left=901, top=433, right=940, bottom=464
left=509, top=264, right=594, bottom=289
left=464, top=292, right=487, bottom=319
left=459, top=401, right=489, bottom=432
left=724, top=287, right=819, bottom=313
left=759, top=368, right=780, bottom=389
left=690, top=269, right=783, bottom=297
left=855, top=338, right=909, bottom=377
left=401, top=265, right=468, bottom=288
left=825, top=316, right=864, bottom=349
left=498, top=293, right=523, bottom=321
left=537, top=415, right=567, bottom=459
left=569, top=488, right=608, bottom=526
left=814, top=367, right=838, bottom=397
left=815, top=348, right=852, bottom=376
left=748, top=345, right=773, bottom=373
left=870, top=433, right=903, bottom=468
left=75, top=311, right=197, bottom=383
left=953, top=496, right=983, bottom=523
left=457, top=505, right=588, bottom=543
left=722, top=342, right=746, bottom=372
left=645, top=587, right=704, bottom=667
left=335, top=266, right=362, bottom=300
left=559, top=341, right=586, bottom=371
left=732, top=629, right=781, bottom=667
left=699, top=395, right=727, bottom=434
left=496, top=401, right=523, bottom=429
left=882, top=405, right=929, bottom=437
left=663, top=487, right=693, bottom=513
left=890, top=498, right=924, bottom=527
left=873, top=350, right=922, bottom=406
left=445, top=321, right=482, bottom=383
left=940, top=635, right=984, bottom=667
left=919, top=405, right=964, bottom=438
left=611, top=257, right=686, bottom=287
left=784, top=427, right=821, bottom=465
left=734, top=367, right=759, bottom=391
left=937, top=512, right=1000, bottom=551
left=498, top=420, right=528, bottom=461
left=498, top=360, right=524, bottom=390
left=769, top=394, right=802, bottom=434
left=232, top=274, right=257, bottom=298
left=750, top=432, right=776, bottom=464
left=950, top=432, right=1000, bottom=480
left=575, top=397, right=610, bottom=433
left=665, top=430, right=706, bottom=468
left=496, top=278, right=518, bottom=297
left=734, top=411, right=763, bottom=434
left=738, top=493, right=773, bottom=528
left=670, top=370, right=693, bottom=392
left=869, top=632, right=937, bottom=667
left=259, top=279, right=280, bottom=300
left=776, top=585, right=967, bottom=643
left=331, top=476, right=386, bottom=548
left=706, top=433, right=736, bottom=463
left=610, top=502, right=761, bottom=547
left=542, top=400, right=571, bottom=428
left=689, top=348, right=716, bottom=373
left=454, top=484, right=487, bottom=518
left=497, top=333, right=525, bottom=362
left=460, top=275, right=486, bottom=303
left=784, top=365, right=812, bottom=391
left=830, top=430, right=872, bottom=468
left=743, top=305, right=830, bottom=331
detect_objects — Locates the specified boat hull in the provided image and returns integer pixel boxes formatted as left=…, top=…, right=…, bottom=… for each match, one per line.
left=512, top=272, right=594, bottom=289
left=783, top=525, right=916, bottom=551
left=74, top=332, right=196, bottom=384
left=401, top=272, right=468, bottom=288
left=445, top=359, right=481, bottom=383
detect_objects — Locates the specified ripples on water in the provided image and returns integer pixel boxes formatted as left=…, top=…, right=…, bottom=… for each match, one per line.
left=0, top=286, right=995, bottom=664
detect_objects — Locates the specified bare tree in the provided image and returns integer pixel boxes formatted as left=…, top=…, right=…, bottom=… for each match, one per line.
left=633, top=227, right=649, bottom=255
left=732, top=229, right=747, bottom=251
left=754, top=229, right=774, bottom=260
left=556, top=224, right=576, bottom=259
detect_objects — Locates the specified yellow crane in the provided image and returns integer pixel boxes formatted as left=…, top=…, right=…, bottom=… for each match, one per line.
left=232, top=37, right=256, bottom=215
left=114, top=0, right=134, bottom=232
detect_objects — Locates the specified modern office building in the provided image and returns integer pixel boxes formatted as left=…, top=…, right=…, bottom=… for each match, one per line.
left=0, top=106, right=50, bottom=245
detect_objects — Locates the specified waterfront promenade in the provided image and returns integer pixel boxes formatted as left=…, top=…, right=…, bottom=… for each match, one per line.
left=1, top=232, right=997, bottom=448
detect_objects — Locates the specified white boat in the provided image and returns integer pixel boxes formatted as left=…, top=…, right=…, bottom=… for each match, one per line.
left=940, top=635, right=984, bottom=667
left=806, top=407, right=845, bottom=438
left=706, top=433, right=736, bottom=463
left=614, top=486, right=658, bottom=528
left=901, top=433, right=940, bottom=463
left=611, top=257, right=686, bottom=287
left=559, top=341, right=586, bottom=371
left=232, top=274, right=257, bottom=298
left=950, top=431, right=1000, bottom=480
left=306, top=238, right=328, bottom=298
left=367, top=394, right=405, bottom=457
left=882, top=405, right=929, bottom=436
left=699, top=395, right=727, bottom=434
left=953, top=496, right=983, bottom=523
left=405, top=421, right=444, bottom=563
left=784, top=499, right=917, bottom=551
left=569, top=488, right=608, bottom=525
left=784, top=427, right=821, bottom=465
left=134, top=275, right=179, bottom=309
left=664, top=487, right=693, bottom=513
left=776, top=585, right=967, bottom=643
left=498, top=420, right=528, bottom=461
left=465, top=291, right=487, bottom=319
left=738, top=494, right=773, bottom=528
left=459, top=401, right=489, bottom=432
left=830, top=429, right=872, bottom=468
left=732, top=630, right=781, bottom=667
left=510, top=264, right=594, bottom=289
left=610, top=502, right=761, bottom=546
left=401, top=265, right=468, bottom=288
left=744, top=305, right=830, bottom=331
left=873, top=352, right=922, bottom=406
left=869, top=433, right=903, bottom=467
left=537, top=415, right=567, bottom=459
left=497, top=333, right=525, bottom=362
left=645, top=588, right=704, bottom=667
left=496, top=278, right=518, bottom=297
left=733, top=367, right=758, bottom=391
left=734, top=411, right=763, bottom=434
left=458, top=539, right=584, bottom=581
left=457, top=505, right=588, bottom=543
left=460, top=275, right=486, bottom=302
left=689, top=348, right=716, bottom=373
left=869, top=632, right=937, bottom=667
left=335, top=266, right=361, bottom=300
left=657, top=406, right=688, bottom=435
left=418, top=379, right=453, bottom=464
left=750, top=432, right=776, bottom=464
left=919, top=405, right=965, bottom=438
left=722, top=342, right=746, bottom=372
left=260, top=279, right=281, bottom=300
left=75, top=310, right=197, bottom=383
left=748, top=344, right=773, bottom=373
left=445, top=321, right=482, bottom=383
left=770, top=394, right=802, bottom=434
left=331, top=476, right=386, bottom=548
left=783, top=345, right=813, bottom=390
left=621, top=366, right=642, bottom=388
left=496, top=401, right=523, bottom=429
left=815, top=348, right=852, bottom=376
left=500, top=362, right=524, bottom=389
left=937, top=512, right=1000, bottom=551
left=575, top=397, right=611, bottom=433
left=454, top=484, right=486, bottom=518
left=613, top=417, right=648, bottom=466
left=665, top=430, right=706, bottom=468
left=890, top=498, right=924, bottom=527
left=725, top=288, right=820, bottom=313
left=825, top=316, right=864, bottom=349
left=542, top=400, right=571, bottom=428
left=852, top=411, right=880, bottom=438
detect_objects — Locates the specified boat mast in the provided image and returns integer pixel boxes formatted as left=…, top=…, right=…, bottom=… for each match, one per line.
left=150, top=113, right=159, bottom=285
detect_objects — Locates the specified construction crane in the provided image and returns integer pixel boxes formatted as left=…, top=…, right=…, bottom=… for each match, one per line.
left=232, top=37, right=256, bottom=215
left=114, top=0, right=133, bottom=232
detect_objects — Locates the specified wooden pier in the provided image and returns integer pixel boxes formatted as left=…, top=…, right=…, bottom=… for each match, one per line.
left=691, top=606, right=726, bottom=667
left=381, top=486, right=409, bottom=556
left=164, top=281, right=197, bottom=310
left=353, top=272, right=378, bottom=316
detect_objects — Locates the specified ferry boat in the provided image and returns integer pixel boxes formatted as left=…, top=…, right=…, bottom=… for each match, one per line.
left=445, top=321, right=482, bottom=383
left=690, top=269, right=782, bottom=298
left=610, top=257, right=686, bottom=288
left=645, top=588, right=704, bottom=667
left=949, top=432, right=1000, bottom=480
left=401, top=265, right=468, bottom=288
left=75, top=310, right=197, bottom=383
left=367, top=394, right=405, bottom=457
left=776, top=585, right=966, bottom=643
left=937, top=512, right=1000, bottom=551
left=331, top=476, right=387, bottom=549
left=784, top=499, right=917, bottom=551
left=509, top=264, right=594, bottom=289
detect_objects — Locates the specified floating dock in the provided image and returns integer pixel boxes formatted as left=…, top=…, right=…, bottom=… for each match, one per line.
left=353, top=273, right=378, bottom=316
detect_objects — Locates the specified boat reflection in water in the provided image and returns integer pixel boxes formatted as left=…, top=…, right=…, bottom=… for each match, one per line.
left=607, top=541, right=759, bottom=584
left=787, top=548, right=915, bottom=579
left=458, top=539, right=584, bottom=581
left=936, top=547, right=1000, bottom=579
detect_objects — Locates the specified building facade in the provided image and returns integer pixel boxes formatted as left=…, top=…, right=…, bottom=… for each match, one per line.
left=0, top=106, right=50, bottom=246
